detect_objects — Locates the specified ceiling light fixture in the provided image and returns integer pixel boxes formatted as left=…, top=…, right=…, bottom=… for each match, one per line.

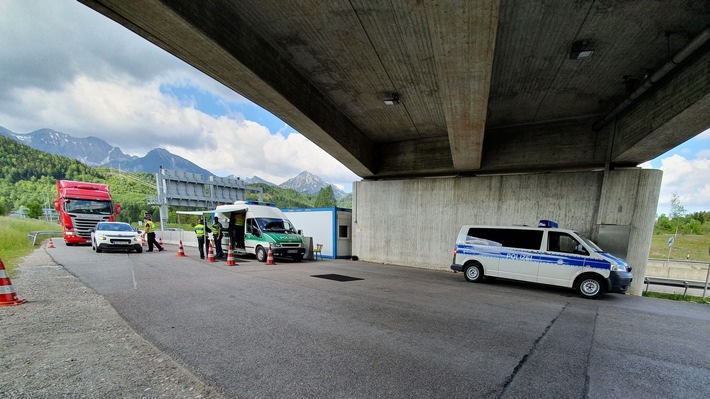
left=569, top=40, right=595, bottom=60
left=383, top=93, right=400, bottom=106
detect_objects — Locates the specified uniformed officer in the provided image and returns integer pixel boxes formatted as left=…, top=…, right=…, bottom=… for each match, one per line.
left=212, top=216, right=224, bottom=258
left=143, top=214, right=164, bottom=252
left=194, top=217, right=211, bottom=259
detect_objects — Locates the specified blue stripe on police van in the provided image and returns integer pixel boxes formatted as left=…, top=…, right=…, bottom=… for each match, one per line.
left=457, top=245, right=611, bottom=270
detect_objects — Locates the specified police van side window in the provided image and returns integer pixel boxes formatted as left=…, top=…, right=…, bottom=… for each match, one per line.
left=467, top=228, right=543, bottom=250
left=548, top=232, right=588, bottom=255
left=246, top=219, right=257, bottom=234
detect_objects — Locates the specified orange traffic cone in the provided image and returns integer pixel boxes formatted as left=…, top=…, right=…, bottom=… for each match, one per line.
left=266, top=245, right=275, bottom=265
left=226, top=247, right=236, bottom=266
left=142, top=236, right=146, bottom=247
left=0, top=259, right=27, bottom=306
left=159, top=236, right=163, bottom=246
left=48, top=238, right=55, bottom=248
left=176, top=240, right=186, bottom=257
left=207, top=241, right=216, bottom=262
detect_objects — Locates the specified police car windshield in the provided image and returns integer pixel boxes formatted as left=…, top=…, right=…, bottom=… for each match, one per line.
left=577, top=233, right=603, bottom=252
left=256, top=218, right=296, bottom=233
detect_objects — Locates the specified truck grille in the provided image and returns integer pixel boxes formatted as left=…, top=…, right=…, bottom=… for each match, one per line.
left=70, top=215, right=111, bottom=239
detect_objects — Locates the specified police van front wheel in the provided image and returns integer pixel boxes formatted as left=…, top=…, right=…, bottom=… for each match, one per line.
left=256, top=246, right=267, bottom=262
left=464, top=264, right=483, bottom=283
left=576, top=275, right=605, bottom=299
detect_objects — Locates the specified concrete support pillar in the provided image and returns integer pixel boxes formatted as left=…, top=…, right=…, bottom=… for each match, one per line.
left=625, top=169, right=662, bottom=296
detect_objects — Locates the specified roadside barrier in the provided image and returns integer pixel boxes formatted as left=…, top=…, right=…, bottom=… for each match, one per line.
left=176, top=241, right=187, bottom=257
left=48, top=238, right=56, bottom=248
left=266, top=245, right=275, bottom=265
left=0, top=259, right=27, bottom=306
left=207, top=241, right=216, bottom=262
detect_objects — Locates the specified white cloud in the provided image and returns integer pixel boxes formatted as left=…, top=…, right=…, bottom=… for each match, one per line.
left=655, top=154, right=710, bottom=215
left=0, top=1, right=360, bottom=191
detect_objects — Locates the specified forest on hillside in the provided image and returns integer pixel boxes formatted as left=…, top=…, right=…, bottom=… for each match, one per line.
left=0, top=135, right=351, bottom=222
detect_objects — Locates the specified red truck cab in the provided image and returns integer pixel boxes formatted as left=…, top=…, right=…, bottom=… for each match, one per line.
left=54, top=180, right=121, bottom=245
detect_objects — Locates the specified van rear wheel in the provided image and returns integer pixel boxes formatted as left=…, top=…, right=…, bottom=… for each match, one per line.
left=576, top=275, right=605, bottom=299
left=464, top=264, right=483, bottom=283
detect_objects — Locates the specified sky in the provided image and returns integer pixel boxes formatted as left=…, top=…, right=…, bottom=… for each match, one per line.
left=0, top=1, right=708, bottom=215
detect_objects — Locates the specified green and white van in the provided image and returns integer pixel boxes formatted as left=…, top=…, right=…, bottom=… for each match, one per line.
left=215, top=201, right=306, bottom=262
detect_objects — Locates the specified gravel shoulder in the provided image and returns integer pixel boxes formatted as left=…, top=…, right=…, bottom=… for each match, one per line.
left=0, top=246, right=226, bottom=399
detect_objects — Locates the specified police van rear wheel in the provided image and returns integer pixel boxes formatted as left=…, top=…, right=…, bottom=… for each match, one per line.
left=576, top=275, right=605, bottom=299
left=464, top=264, right=483, bottom=283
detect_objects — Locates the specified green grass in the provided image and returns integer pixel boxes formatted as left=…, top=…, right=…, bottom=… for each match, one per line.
left=0, top=216, right=61, bottom=276
left=649, top=234, right=710, bottom=261
left=643, top=290, right=709, bottom=304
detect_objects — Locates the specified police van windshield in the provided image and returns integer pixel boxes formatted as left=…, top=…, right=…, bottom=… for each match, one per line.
left=577, top=233, right=603, bottom=252
left=256, top=218, right=297, bottom=234
left=65, top=199, right=113, bottom=214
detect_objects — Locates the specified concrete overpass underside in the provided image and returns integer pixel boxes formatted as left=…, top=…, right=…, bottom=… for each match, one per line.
left=79, top=0, right=709, bottom=295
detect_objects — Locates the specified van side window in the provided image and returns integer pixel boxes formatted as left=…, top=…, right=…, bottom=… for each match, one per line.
left=467, top=228, right=543, bottom=250
left=548, top=232, right=588, bottom=255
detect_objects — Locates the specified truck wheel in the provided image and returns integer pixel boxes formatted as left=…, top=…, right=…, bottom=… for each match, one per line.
left=256, top=246, right=267, bottom=262
left=576, top=275, right=605, bottom=299
left=464, top=263, right=483, bottom=283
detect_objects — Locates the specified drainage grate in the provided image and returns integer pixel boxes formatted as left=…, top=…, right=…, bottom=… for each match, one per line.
left=311, top=274, right=363, bottom=282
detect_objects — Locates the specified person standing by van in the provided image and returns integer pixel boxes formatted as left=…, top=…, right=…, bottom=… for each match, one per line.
left=195, top=217, right=211, bottom=259
left=212, top=216, right=224, bottom=258
left=234, top=212, right=246, bottom=249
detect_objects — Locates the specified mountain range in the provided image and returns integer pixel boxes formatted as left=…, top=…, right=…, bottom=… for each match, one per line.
left=0, top=126, right=347, bottom=198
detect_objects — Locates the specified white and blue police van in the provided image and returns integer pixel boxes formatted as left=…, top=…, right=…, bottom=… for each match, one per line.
left=450, top=220, right=632, bottom=299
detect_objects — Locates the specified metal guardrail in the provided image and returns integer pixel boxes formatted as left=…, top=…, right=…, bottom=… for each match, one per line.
left=643, top=277, right=709, bottom=298
left=27, top=231, right=63, bottom=246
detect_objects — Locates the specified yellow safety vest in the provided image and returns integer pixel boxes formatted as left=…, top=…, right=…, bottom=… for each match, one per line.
left=195, top=224, right=205, bottom=237
left=235, top=214, right=245, bottom=226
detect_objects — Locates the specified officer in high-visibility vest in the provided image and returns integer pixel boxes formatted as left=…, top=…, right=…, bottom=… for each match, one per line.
left=194, top=217, right=211, bottom=259
left=143, top=214, right=164, bottom=252
left=234, top=213, right=246, bottom=249
left=212, top=216, right=224, bottom=258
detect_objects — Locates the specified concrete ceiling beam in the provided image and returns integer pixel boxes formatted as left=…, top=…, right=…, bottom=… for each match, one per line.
left=612, top=48, right=710, bottom=163
left=426, top=0, right=500, bottom=171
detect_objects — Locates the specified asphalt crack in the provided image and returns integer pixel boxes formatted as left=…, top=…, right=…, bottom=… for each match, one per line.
left=497, top=303, right=569, bottom=399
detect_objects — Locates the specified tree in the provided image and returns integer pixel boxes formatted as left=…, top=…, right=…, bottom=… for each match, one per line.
left=313, top=186, right=337, bottom=208
left=27, top=201, right=43, bottom=219
left=669, top=192, right=687, bottom=231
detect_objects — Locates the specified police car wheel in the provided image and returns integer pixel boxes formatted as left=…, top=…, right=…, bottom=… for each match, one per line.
left=577, top=276, right=605, bottom=299
left=256, top=246, right=267, bottom=262
left=464, top=264, right=483, bottom=283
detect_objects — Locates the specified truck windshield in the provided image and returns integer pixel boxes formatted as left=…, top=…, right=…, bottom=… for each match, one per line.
left=256, top=218, right=297, bottom=234
left=64, top=199, right=113, bottom=214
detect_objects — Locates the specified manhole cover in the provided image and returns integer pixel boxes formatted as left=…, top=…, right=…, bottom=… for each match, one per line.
left=311, top=274, right=363, bottom=282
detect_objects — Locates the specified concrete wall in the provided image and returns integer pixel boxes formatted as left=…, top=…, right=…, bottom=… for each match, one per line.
left=352, top=168, right=662, bottom=295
